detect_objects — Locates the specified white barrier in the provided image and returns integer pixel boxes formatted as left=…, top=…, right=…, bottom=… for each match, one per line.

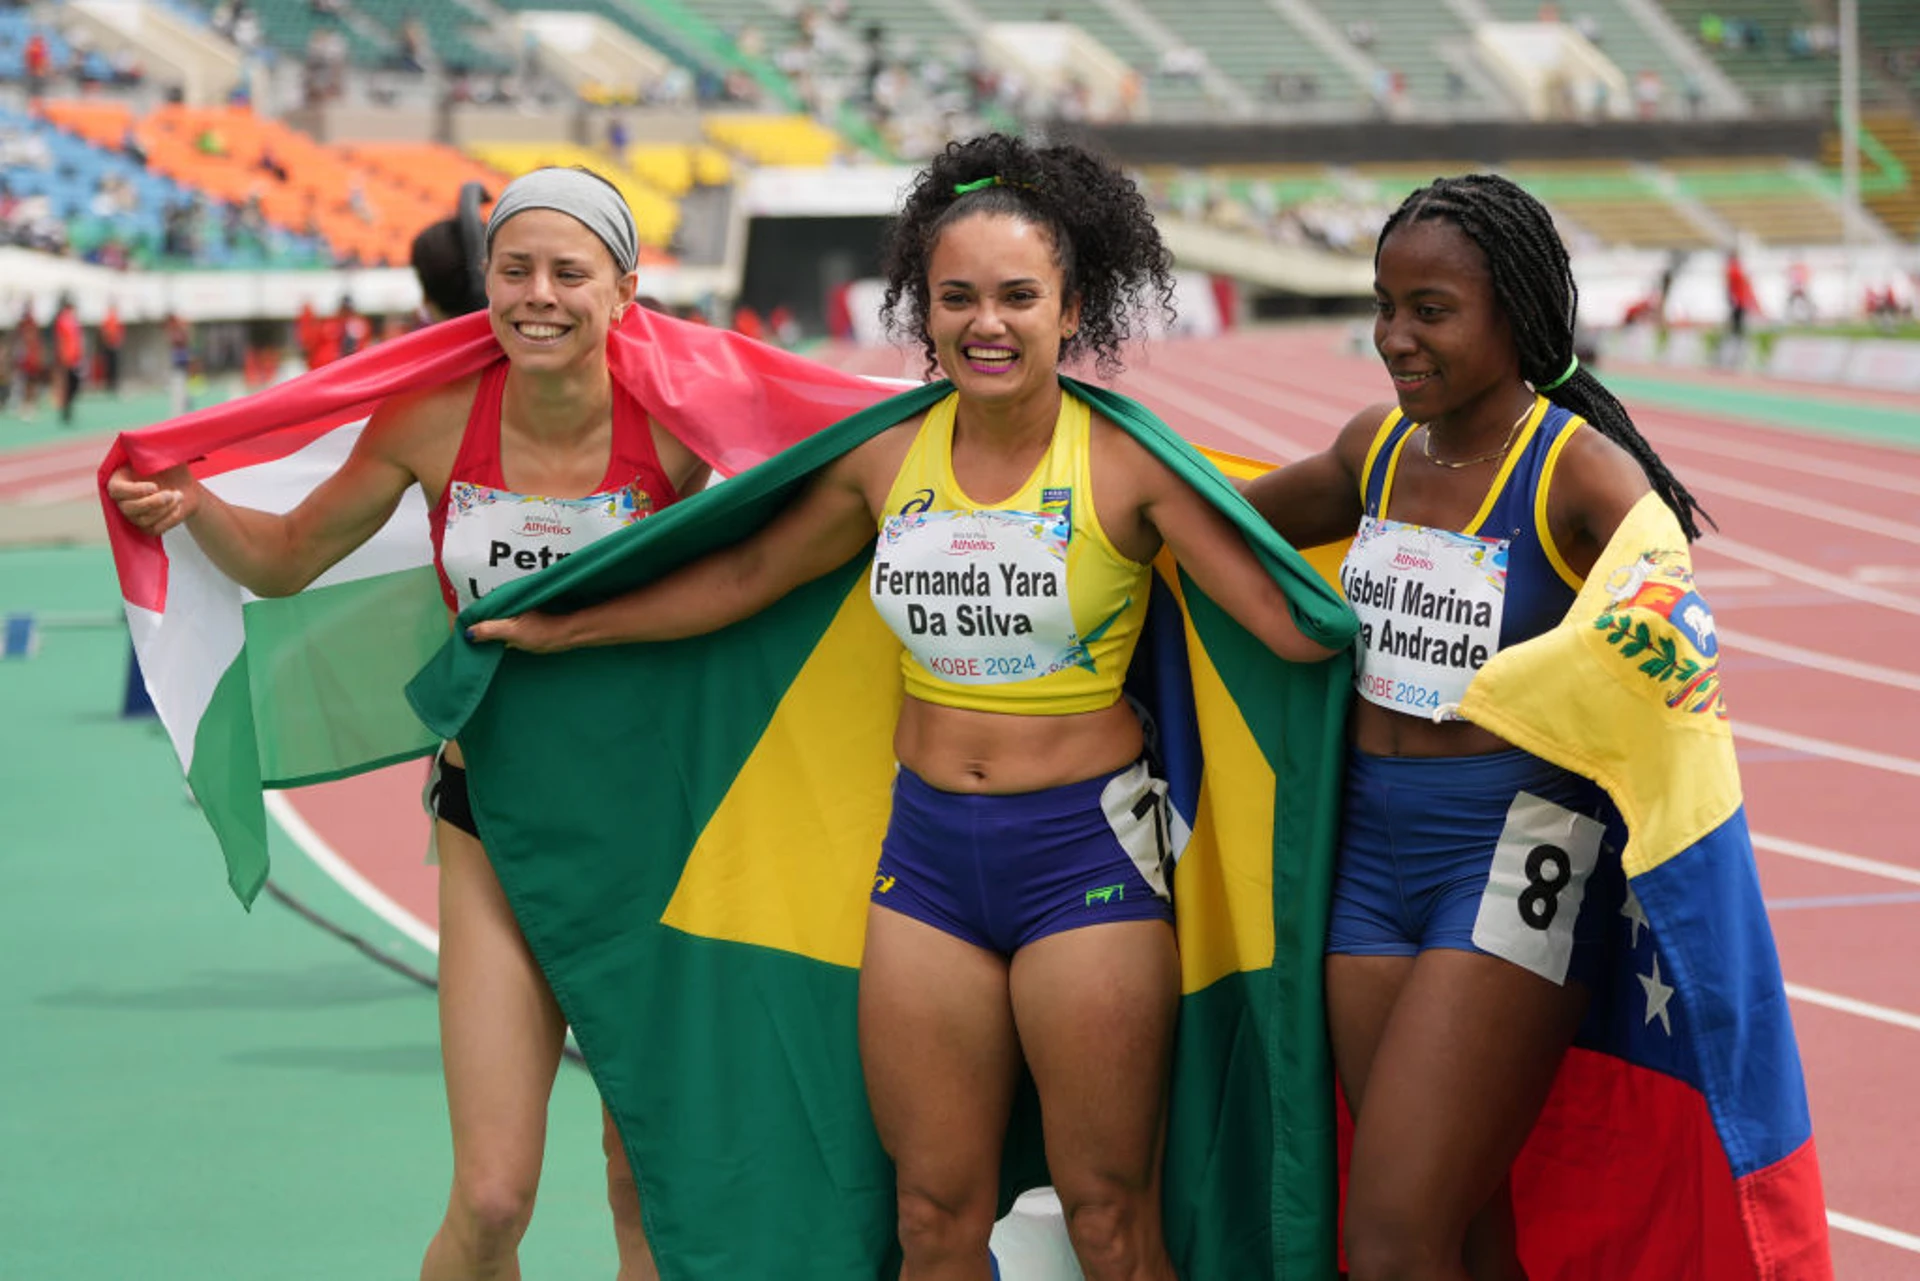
left=1602, top=325, right=1920, bottom=396
left=1840, top=339, right=1920, bottom=393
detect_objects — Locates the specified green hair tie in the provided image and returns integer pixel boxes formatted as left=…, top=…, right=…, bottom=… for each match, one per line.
left=1539, top=355, right=1580, bottom=392
left=953, top=176, right=1002, bottom=195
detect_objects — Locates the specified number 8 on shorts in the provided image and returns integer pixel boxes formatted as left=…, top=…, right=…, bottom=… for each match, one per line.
left=1470, top=791, right=1605, bottom=986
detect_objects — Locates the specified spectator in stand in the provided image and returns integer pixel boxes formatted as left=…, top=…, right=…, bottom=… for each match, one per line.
left=100, top=302, right=124, bottom=397
left=1633, top=69, right=1663, bottom=119
left=52, top=294, right=83, bottom=428
left=24, top=31, right=51, bottom=95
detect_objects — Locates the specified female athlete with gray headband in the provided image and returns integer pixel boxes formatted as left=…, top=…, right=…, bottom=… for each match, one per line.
left=110, top=166, right=703, bottom=1280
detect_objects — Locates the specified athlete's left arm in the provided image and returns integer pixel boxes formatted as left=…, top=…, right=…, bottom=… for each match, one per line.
left=1123, top=435, right=1339, bottom=664
left=1545, top=425, right=1654, bottom=581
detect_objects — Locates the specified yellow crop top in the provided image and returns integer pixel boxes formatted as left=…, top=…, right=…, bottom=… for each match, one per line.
left=870, top=390, right=1151, bottom=715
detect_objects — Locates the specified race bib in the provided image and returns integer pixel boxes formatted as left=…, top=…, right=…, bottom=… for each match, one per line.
left=442, top=480, right=648, bottom=612
left=1342, top=514, right=1508, bottom=718
left=870, top=508, right=1086, bottom=684
left=1470, top=791, right=1605, bottom=986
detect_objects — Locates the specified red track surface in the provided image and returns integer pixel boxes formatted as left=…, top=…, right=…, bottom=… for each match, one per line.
left=284, top=328, right=1920, bottom=1276
left=0, top=437, right=108, bottom=505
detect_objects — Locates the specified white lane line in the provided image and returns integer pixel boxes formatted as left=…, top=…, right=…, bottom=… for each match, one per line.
left=1686, top=474, right=1920, bottom=547
left=1756, top=833, right=1920, bottom=888
left=1705, top=538, right=1920, bottom=617
left=1645, top=426, right=1920, bottom=497
left=1827, top=1211, right=1920, bottom=1255
left=0, top=448, right=105, bottom=483
left=1785, top=983, right=1920, bottom=1034
left=1735, top=722, right=1920, bottom=778
left=1721, top=629, right=1920, bottom=692
left=1187, top=363, right=1920, bottom=565
left=12, top=480, right=98, bottom=505
left=264, top=791, right=440, bottom=955
left=1119, top=368, right=1312, bottom=461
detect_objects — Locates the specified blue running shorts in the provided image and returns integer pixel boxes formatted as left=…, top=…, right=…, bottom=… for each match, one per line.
left=1326, top=747, right=1625, bottom=987
left=872, top=759, right=1176, bottom=956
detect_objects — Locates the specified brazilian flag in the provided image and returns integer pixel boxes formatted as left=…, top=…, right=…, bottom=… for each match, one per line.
left=407, top=378, right=1358, bottom=1279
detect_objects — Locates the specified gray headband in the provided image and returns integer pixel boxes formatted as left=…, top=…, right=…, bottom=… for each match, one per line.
left=485, top=168, right=639, bottom=274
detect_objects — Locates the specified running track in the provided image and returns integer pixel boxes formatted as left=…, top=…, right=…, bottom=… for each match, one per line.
left=34, top=328, right=1913, bottom=1277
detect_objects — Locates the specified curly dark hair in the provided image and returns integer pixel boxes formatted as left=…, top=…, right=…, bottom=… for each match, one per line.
left=1380, top=174, right=1712, bottom=541
left=880, top=133, right=1175, bottom=380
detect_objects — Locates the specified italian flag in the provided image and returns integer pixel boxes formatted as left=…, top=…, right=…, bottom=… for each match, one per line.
left=97, top=309, right=896, bottom=904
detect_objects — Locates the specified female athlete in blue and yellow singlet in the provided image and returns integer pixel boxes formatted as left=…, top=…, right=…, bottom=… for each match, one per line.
left=1243, top=174, right=1713, bottom=1281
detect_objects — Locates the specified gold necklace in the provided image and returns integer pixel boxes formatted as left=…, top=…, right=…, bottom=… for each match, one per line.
left=1421, top=400, right=1534, bottom=470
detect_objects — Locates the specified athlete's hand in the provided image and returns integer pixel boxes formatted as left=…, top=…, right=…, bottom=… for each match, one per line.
left=107, top=464, right=197, bottom=536
left=465, top=612, right=576, bottom=653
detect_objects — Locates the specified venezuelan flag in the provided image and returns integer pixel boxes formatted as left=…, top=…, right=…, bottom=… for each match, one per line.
left=1458, top=493, right=1831, bottom=1279
left=408, top=378, right=1359, bottom=1278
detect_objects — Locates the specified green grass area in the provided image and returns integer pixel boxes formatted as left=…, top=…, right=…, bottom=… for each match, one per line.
left=0, top=545, right=622, bottom=1280
left=1604, top=371, right=1920, bottom=449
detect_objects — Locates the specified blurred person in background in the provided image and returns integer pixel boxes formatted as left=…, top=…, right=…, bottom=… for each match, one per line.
left=100, top=301, right=124, bottom=397
left=52, top=293, right=83, bottom=427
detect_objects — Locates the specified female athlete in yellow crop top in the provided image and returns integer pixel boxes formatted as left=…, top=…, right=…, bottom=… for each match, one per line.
left=472, top=135, right=1335, bottom=1281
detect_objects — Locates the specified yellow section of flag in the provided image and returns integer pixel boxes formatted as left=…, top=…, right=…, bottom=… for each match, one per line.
left=1458, top=492, right=1740, bottom=877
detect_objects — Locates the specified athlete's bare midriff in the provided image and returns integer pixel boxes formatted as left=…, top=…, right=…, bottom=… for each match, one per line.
left=894, top=695, right=1144, bottom=794
left=1350, top=698, right=1512, bottom=758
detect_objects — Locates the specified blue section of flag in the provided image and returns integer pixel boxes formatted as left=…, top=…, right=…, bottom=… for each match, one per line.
left=1623, top=807, right=1811, bottom=1179
left=1576, top=804, right=1813, bottom=1181
left=1126, top=573, right=1203, bottom=831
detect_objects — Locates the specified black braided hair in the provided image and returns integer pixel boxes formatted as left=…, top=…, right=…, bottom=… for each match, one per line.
left=880, top=133, right=1176, bottom=381
left=1379, top=174, right=1712, bottom=541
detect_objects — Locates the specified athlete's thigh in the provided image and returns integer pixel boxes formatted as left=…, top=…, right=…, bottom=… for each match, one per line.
left=1326, top=954, right=1416, bottom=1116
left=436, top=820, right=569, bottom=1178
left=1008, top=920, right=1179, bottom=1189
left=859, top=904, right=1022, bottom=1193
left=1347, top=948, right=1587, bottom=1232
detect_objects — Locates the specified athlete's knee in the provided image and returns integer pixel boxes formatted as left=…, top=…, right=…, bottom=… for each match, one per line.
left=1057, top=1175, right=1162, bottom=1278
left=1343, top=1204, right=1454, bottom=1281
left=450, top=1172, right=539, bottom=1255
left=894, top=1181, right=995, bottom=1263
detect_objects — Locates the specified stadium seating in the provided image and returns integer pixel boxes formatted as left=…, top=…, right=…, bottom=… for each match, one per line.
left=1477, top=0, right=1700, bottom=100
left=701, top=113, right=843, bottom=167
left=349, top=0, right=514, bottom=75
left=1304, top=0, right=1495, bottom=109
left=0, top=11, right=119, bottom=85
left=1657, top=0, right=1854, bottom=110
left=624, top=142, right=734, bottom=196
left=1500, top=161, right=1718, bottom=249
left=1827, top=110, right=1920, bottom=239
left=1857, top=0, right=1920, bottom=97
left=177, top=0, right=397, bottom=70
left=16, top=101, right=329, bottom=268
left=465, top=140, right=681, bottom=252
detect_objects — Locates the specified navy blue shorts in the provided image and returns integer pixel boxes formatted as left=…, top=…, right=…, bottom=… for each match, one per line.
left=1326, top=748, right=1625, bottom=988
left=872, top=760, right=1176, bottom=956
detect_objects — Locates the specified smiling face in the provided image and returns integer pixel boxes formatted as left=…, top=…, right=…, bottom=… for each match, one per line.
left=1372, top=217, right=1522, bottom=426
left=925, top=213, right=1080, bottom=408
left=486, top=209, right=636, bottom=371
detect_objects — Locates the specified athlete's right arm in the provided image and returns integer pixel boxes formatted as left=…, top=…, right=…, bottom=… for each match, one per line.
left=468, top=447, right=879, bottom=652
left=106, top=392, right=442, bottom=598
left=1237, top=406, right=1386, bottom=548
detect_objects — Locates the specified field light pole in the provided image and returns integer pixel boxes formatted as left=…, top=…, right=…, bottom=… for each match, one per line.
left=1838, top=0, right=1860, bottom=299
